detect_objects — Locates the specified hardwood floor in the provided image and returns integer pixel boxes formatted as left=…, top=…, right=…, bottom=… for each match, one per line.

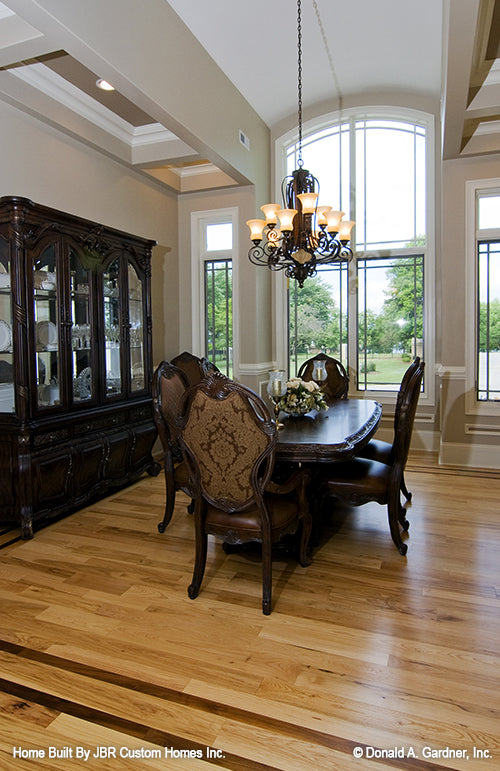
left=1, top=462, right=499, bottom=770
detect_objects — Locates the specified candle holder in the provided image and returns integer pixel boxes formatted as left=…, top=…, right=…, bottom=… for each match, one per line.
left=312, top=359, right=327, bottom=390
left=267, top=369, right=287, bottom=429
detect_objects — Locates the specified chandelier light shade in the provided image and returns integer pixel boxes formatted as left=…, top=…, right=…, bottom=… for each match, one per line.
left=247, top=0, right=355, bottom=287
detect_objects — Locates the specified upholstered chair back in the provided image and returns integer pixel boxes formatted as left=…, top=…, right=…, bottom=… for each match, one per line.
left=181, top=377, right=276, bottom=511
left=171, top=351, right=219, bottom=387
left=392, top=360, right=425, bottom=471
left=394, top=356, right=421, bottom=432
left=152, top=362, right=188, bottom=461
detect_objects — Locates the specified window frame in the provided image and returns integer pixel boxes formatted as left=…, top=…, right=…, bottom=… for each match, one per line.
left=190, top=207, right=239, bottom=377
left=465, top=179, right=500, bottom=414
left=204, top=257, right=233, bottom=377
left=273, top=105, right=435, bottom=407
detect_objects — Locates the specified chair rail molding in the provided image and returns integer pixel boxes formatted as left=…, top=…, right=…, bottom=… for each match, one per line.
left=238, top=361, right=276, bottom=400
left=435, top=364, right=467, bottom=379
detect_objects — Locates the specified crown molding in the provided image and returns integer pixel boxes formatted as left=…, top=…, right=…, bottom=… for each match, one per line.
left=10, top=62, right=178, bottom=149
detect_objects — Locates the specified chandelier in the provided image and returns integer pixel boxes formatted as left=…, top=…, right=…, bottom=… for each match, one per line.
left=246, top=0, right=354, bottom=288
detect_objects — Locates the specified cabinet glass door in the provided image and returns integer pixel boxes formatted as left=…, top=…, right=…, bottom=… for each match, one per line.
left=70, top=248, right=94, bottom=402
left=34, top=245, right=60, bottom=408
left=128, top=263, right=144, bottom=392
left=0, top=233, right=14, bottom=413
left=103, top=258, right=122, bottom=396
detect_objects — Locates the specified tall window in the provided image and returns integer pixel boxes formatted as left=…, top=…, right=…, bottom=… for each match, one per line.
left=288, top=263, right=348, bottom=377
left=476, top=191, right=500, bottom=401
left=357, top=255, right=424, bottom=390
left=284, top=109, right=431, bottom=393
left=191, top=210, right=237, bottom=378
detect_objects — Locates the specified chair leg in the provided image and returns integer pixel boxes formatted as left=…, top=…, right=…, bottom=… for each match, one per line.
left=298, top=516, right=313, bottom=567
left=400, top=473, right=412, bottom=502
left=388, top=486, right=408, bottom=556
left=188, top=512, right=208, bottom=600
left=398, top=502, right=410, bottom=531
left=158, top=458, right=176, bottom=533
left=261, top=538, right=272, bottom=615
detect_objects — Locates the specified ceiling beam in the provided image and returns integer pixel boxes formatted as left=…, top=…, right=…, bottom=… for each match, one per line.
left=3, top=0, right=271, bottom=199
left=441, top=0, right=482, bottom=160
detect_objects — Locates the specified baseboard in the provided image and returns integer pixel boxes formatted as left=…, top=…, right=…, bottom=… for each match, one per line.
left=439, top=440, right=500, bottom=470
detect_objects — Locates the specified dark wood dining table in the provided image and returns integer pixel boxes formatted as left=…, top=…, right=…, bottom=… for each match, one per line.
left=275, top=398, right=382, bottom=464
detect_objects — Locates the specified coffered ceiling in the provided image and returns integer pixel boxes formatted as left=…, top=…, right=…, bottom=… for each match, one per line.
left=0, top=0, right=499, bottom=192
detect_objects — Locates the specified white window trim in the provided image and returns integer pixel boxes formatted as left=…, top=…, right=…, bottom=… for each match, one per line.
left=190, top=207, right=239, bottom=378
left=465, top=178, right=500, bottom=415
left=273, top=105, right=435, bottom=407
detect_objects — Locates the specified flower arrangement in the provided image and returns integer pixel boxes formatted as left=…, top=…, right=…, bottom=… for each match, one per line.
left=278, top=377, right=328, bottom=415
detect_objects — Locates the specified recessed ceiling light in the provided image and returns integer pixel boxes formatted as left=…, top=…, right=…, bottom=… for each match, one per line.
left=96, top=78, right=115, bottom=91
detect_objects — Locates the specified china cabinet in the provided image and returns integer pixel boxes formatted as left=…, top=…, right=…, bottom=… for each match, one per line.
left=0, top=197, right=159, bottom=538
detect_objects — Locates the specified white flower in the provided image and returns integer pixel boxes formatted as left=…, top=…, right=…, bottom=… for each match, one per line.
left=278, top=376, right=328, bottom=413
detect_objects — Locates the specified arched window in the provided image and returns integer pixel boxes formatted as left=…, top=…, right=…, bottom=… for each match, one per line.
left=278, top=107, right=434, bottom=399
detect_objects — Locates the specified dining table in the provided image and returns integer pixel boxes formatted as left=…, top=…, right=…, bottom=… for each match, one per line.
left=275, top=398, right=382, bottom=464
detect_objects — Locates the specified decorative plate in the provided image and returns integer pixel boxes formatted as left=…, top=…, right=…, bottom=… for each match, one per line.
left=36, top=320, right=57, bottom=349
left=0, top=319, right=12, bottom=352
left=76, top=367, right=92, bottom=398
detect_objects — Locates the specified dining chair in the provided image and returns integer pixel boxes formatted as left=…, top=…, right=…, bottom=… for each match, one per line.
left=357, top=357, right=421, bottom=501
left=316, top=359, right=424, bottom=555
left=171, top=351, right=220, bottom=387
left=179, top=375, right=312, bottom=614
left=152, top=361, right=194, bottom=533
left=297, top=352, right=349, bottom=401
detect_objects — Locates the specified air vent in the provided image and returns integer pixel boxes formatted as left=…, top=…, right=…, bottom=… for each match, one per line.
left=239, top=130, right=250, bottom=150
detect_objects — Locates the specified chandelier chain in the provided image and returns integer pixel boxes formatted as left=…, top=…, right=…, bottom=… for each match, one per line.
left=245, top=0, right=354, bottom=286
left=297, top=0, right=303, bottom=167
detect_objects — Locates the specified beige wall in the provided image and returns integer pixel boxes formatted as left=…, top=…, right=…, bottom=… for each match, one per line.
left=2, top=0, right=274, bottom=392
left=442, top=153, right=500, bottom=365
left=439, top=152, right=500, bottom=466
left=1, top=100, right=180, bottom=363
left=8, top=0, right=271, bottom=196
left=177, top=186, right=273, bottom=393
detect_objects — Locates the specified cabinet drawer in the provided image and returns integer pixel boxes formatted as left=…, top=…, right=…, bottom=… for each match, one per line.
left=32, top=450, right=73, bottom=510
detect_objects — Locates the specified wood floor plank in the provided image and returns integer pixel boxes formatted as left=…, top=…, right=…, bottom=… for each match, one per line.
left=0, top=468, right=499, bottom=770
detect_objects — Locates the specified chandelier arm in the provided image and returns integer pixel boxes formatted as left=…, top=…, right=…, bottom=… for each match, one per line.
left=248, top=240, right=293, bottom=271
left=315, top=245, right=353, bottom=263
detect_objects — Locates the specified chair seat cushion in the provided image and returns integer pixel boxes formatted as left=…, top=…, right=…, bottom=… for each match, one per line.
left=357, top=438, right=392, bottom=464
left=206, top=492, right=300, bottom=540
left=320, top=457, right=391, bottom=503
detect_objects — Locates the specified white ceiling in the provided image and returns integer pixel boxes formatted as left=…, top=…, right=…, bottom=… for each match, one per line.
left=0, top=0, right=499, bottom=192
left=167, top=0, right=444, bottom=127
